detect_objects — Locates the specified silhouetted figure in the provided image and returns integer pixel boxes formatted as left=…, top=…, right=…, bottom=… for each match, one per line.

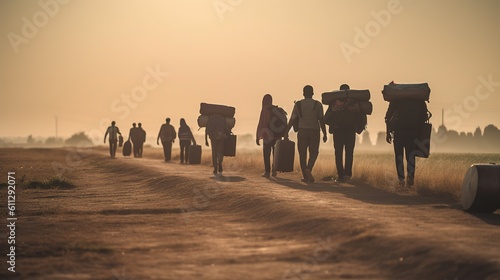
left=324, top=84, right=357, bottom=182
left=178, top=118, right=196, bottom=164
left=256, top=94, right=285, bottom=177
left=128, top=123, right=139, bottom=157
left=285, top=85, right=327, bottom=182
left=137, top=123, right=146, bottom=157
left=104, top=121, right=122, bottom=158
left=205, top=114, right=230, bottom=175
left=385, top=99, right=428, bottom=187
left=157, top=118, right=177, bottom=162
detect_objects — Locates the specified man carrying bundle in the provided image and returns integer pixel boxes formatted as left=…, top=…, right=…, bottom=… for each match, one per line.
left=384, top=82, right=431, bottom=188
left=324, top=84, right=365, bottom=183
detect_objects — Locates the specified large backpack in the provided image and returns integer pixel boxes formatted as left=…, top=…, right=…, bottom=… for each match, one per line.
left=268, top=106, right=288, bottom=139
left=387, top=99, right=427, bottom=130
left=207, top=115, right=229, bottom=140
left=330, top=99, right=360, bottom=130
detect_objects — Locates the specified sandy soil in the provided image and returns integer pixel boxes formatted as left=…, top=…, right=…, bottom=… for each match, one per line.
left=1, top=148, right=499, bottom=280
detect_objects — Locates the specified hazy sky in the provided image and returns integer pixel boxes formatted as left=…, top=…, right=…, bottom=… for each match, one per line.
left=1, top=0, right=499, bottom=142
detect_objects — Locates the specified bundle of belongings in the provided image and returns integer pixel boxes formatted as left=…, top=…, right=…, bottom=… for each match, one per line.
left=322, top=88, right=372, bottom=134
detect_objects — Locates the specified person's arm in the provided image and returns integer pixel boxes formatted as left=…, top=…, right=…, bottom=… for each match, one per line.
left=157, top=126, right=161, bottom=145
left=128, top=128, right=132, bottom=140
left=205, top=129, right=209, bottom=147
left=284, top=103, right=298, bottom=140
left=190, top=128, right=196, bottom=145
left=317, top=102, right=327, bottom=142
left=117, top=127, right=121, bottom=135
left=385, top=103, right=395, bottom=143
left=104, top=129, right=108, bottom=143
left=172, top=127, right=177, bottom=143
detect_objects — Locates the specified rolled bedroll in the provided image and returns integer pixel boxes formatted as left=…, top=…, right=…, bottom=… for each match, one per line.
left=382, top=83, right=430, bottom=101
left=199, top=103, right=236, bottom=118
left=322, top=89, right=370, bottom=105
left=461, top=163, right=500, bottom=213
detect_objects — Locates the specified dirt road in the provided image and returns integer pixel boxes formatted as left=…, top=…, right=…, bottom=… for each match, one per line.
left=1, top=148, right=500, bottom=279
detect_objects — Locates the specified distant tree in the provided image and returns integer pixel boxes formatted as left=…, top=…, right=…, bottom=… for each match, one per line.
left=45, top=137, right=64, bottom=146
left=64, top=132, right=93, bottom=147
left=27, top=135, right=35, bottom=145
left=473, top=126, right=482, bottom=138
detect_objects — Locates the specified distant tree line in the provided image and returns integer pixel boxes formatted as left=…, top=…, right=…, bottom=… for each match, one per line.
left=1, top=132, right=93, bottom=148
left=357, top=124, right=500, bottom=153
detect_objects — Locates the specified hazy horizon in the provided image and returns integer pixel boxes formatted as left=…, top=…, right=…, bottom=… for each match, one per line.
left=1, top=0, right=499, bottom=140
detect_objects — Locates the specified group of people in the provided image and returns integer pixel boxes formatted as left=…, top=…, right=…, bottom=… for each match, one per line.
left=257, top=84, right=428, bottom=187
left=105, top=83, right=428, bottom=187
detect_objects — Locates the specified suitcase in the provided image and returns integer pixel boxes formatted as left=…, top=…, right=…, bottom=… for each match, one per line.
left=200, top=103, right=236, bottom=118
left=415, top=123, right=432, bottom=158
left=223, top=135, right=237, bottom=157
left=274, top=139, right=295, bottom=172
left=122, top=140, right=132, bottom=156
left=382, top=83, right=430, bottom=101
left=118, top=135, right=124, bottom=147
left=188, top=144, right=202, bottom=164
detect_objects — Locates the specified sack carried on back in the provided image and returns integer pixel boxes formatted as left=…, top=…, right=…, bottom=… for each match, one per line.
left=382, top=83, right=430, bottom=101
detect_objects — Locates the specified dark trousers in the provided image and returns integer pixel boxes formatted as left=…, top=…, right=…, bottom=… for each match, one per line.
left=161, top=140, right=173, bottom=161
left=180, top=140, right=191, bottom=163
left=297, top=128, right=320, bottom=178
left=393, top=129, right=419, bottom=180
left=137, top=142, right=144, bottom=157
left=109, top=139, right=118, bottom=158
left=210, top=138, right=225, bottom=171
left=263, top=139, right=276, bottom=173
left=132, top=140, right=140, bottom=157
left=333, top=129, right=356, bottom=178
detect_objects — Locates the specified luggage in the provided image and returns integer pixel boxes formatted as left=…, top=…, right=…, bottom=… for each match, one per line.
left=225, top=117, right=236, bottom=129
left=382, top=83, right=430, bottom=101
left=274, top=139, right=295, bottom=172
left=118, top=135, right=124, bottom=147
left=223, top=134, right=237, bottom=157
left=358, top=101, right=373, bottom=115
left=188, top=144, right=202, bottom=164
left=200, top=103, right=236, bottom=118
left=269, top=106, right=288, bottom=139
left=461, top=163, right=500, bottom=213
left=322, top=89, right=370, bottom=105
left=415, top=123, right=432, bottom=158
left=122, top=140, right=132, bottom=156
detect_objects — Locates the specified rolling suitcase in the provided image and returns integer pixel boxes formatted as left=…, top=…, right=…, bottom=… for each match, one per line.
left=224, top=135, right=237, bottom=157
left=274, top=139, right=295, bottom=172
left=189, top=144, right=202, bottom=164
left=122, top=140, right=132, bottom=156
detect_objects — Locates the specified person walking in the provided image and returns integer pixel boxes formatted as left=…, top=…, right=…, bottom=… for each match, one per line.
left=205, top=114, right=230, bottom=175
left=137, top=122, right=146, bottom=158
left=385, top=98, right=428, bottom=187
left=324, top=84, right=359, bottom=182
left=104, top=121, right=122, bottom=158
left=285, top=85, right=327, bottom=182
left=157, top=118, right=177, bottom=162
left=128, top=123, right=139, bottom=157
left=178, top=118, right=196, bottom=164
left=256, top=94, right=286, bottom=178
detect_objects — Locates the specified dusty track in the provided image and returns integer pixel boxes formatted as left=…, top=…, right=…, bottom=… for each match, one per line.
left=1, top=148, right=500, bottom=279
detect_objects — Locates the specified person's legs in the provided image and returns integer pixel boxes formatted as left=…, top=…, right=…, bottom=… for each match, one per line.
left=297, top=130, right=309, bottom=179
left=109, top=141, right=114, bottom=157
left=344, top=130, right=356, bottom=178
left=333, top=131, right=345, bottom=178
left=263, top=141, right=272, bottom=174
left=138, top=143, right=143, bottom=157
left=166, top=141, right=172, bottom=161
left=405, top=129, right=419, bottom=184
left=270, top=139, right=276, bottom=176
left=216, top=139, right=225, bottom=172
left=179, top=141, right=186, bottom=163
left=132, top=141, right=138, bottom=157
left=161, top=140, right=169, bottom=161
left=210, top=139, right=218, bottom=173
left=307, top=129, right=320, bottom=171
left=393, top=130, right=405, bottom=182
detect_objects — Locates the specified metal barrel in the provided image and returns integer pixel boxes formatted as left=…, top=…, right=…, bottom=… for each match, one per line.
left=461, top=163, right=500, bottom=213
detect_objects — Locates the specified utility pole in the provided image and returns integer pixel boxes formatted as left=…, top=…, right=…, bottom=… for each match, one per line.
left=55, top=116, right=58, bottom=138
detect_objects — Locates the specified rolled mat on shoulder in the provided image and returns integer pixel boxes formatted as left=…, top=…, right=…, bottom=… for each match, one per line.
left=200, top=103, right=236, bottom=118
left=461, top=163, right=500, bottom=213
left=197, top=114, right=235, bottom=128
left=382, top=83, right=431, bottom=101
left=358, top=101, right=373, bottom=115
left=321, top=89, right=370, bottom=105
